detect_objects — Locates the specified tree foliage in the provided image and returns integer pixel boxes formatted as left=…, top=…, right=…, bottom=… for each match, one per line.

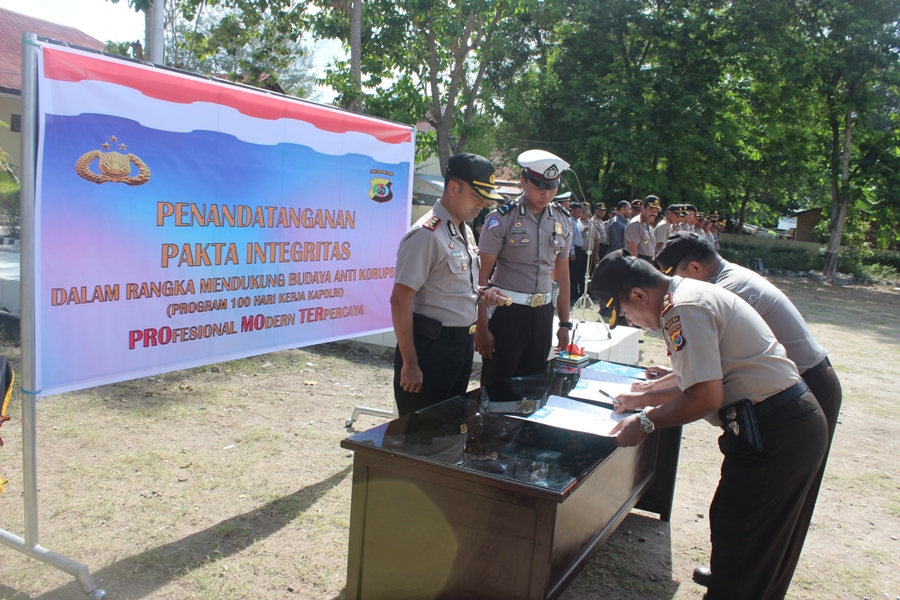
left=100, top=0, right=900, bottom=258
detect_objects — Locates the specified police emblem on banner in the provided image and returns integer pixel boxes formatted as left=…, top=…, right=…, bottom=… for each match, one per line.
left=368, top=177, right=394, bottom=203
left=75, top=136, right=151, bottom=186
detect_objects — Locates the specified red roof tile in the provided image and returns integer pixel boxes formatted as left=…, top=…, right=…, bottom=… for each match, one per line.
left=0, top=7, right=105, bottom=94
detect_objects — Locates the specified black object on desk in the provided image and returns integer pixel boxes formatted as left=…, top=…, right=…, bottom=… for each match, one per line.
left=341, top=366, right=681, bottom=600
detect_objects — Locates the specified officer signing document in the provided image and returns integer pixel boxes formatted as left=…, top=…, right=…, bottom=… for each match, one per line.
left=589, top=250, right=827, bottom=600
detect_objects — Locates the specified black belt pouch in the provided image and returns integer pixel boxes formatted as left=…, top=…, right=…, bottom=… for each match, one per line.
left=719, top=399, right=763, bottom=455
left=413, top=313, right=442, bottom=340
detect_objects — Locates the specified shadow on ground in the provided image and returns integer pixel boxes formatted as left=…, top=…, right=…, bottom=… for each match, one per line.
left=559, top=511, right=681, bottom=600
left=2, top=466, right=352, bottom=600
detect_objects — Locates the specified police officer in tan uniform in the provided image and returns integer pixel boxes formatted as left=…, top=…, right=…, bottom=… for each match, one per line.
left=625, top=195, right=661, bottom=261
left=653, top=204, right=679, bottom=253
left=654, top=232, right=842, bottom=596
left=476, top=149, right=573, bottom=386
left=391, top=153, right=509, bottom=416
left=590, top=250, right=827, bottom=600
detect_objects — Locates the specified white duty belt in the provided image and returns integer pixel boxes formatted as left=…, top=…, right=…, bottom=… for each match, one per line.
left=497, top=289, right=553, bottom=308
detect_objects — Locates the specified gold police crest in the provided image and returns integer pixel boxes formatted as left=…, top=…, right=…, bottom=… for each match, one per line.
left=369, top=177, right=393, bottom=203
left=75, top=136, right=150, bottom=186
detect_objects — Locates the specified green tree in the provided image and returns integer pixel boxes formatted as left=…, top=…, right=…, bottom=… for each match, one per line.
left=312, top=0, right=510, bottom=171
left=790, top=0, right=900, bottom=276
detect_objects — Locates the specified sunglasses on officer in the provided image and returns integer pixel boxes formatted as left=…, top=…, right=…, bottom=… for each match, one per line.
left=524, top=172, right=562, bottom=190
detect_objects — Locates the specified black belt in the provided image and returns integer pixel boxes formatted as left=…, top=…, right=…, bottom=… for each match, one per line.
left=439, top=324, right=476, bottom=338
left=413, top=313, right=475, bottom=340
left=802, top=356, right=831, bottom=376
left=753, top=381, right=809, bottom=417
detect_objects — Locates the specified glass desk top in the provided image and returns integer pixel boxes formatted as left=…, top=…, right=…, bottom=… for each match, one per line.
left=342, top=365, right=637, bottom=497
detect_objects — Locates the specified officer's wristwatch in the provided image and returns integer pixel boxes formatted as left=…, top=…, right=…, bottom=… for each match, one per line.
left=558, top=321, right=573, bottom=329
left=638, top=408, right=656, bottom=434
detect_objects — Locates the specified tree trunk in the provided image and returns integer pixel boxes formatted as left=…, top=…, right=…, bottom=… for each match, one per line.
left=348, top=0, right=362, bottom=112
left=737, top=189, right=749, bottom=233
left=823, top=106, right=853, bottom=279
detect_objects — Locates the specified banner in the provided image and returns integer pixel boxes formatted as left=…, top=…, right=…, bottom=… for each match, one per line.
left=32, top=43, right=415, bottom=396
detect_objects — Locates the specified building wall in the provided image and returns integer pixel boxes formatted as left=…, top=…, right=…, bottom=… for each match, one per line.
left=0, top=93, right=21, bottom=175
left=795, top=209, right=824, bottom=243
left=720, top=232, right=826, bottom=253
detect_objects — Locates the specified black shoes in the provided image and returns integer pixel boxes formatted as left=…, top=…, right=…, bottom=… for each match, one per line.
left=693, top=566, right=712, bottom=587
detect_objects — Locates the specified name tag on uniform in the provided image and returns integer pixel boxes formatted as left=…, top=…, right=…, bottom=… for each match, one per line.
left=450, top=251, right=463, bottom=257
left=511, top=229, right=527, bottom=234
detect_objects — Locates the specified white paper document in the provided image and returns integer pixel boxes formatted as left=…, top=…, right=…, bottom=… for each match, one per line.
left=568, top=378, right=634, bottom=403
left=523, top=395, right=626, bottom=437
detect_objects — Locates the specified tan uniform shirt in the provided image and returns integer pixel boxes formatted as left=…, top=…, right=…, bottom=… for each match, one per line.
left=653, top=220, right=670, bottom=246
left=478, top=196, right=571, bottom=294
left=394, top=201, right=480, bottom=327
left=624, top=215, right=654, bottom=255
left=661, top=277, right=801, bottom=425
left=592, top=217, right=608, bottom=245
left=711, top=260, right=827, bottom=373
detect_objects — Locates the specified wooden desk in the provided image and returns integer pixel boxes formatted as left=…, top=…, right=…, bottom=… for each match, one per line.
left=341, top=371, right=681, bottom=600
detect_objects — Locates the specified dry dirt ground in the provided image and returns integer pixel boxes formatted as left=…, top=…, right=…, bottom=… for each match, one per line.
left=0, top=276, right=898, bottom=600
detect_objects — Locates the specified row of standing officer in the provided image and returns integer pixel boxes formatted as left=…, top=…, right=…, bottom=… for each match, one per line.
left=390, top=149, right=573, bottom=414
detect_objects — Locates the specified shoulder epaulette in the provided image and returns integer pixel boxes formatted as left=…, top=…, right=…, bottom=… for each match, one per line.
left=554, top=203, right=571, bottom=218
left=497, top=202, right=515, bottom=215
left=422, top=216, right=441, bottom=231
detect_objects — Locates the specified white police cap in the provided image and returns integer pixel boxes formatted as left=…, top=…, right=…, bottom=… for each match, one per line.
left=554, top=191, right=572, bottom=200
left=517, top=149, right=570, bottom=181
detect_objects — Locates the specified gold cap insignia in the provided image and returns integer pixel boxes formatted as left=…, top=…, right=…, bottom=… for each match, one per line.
left=75, top=137, right=150, bottom=186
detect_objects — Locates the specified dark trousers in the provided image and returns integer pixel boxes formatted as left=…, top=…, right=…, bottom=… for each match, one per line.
left=570, top=248, right=588, bottom=299
left=393, top=327, right=475, bottom=417
left=767, top=359, right=842, bottom=598
left=480, top=303, right=553, bottom=387
left=706, top=391, right=827, bottom=600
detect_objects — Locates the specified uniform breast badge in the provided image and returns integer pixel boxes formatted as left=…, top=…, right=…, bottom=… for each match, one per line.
left=554, top=222, right=562, bottom=234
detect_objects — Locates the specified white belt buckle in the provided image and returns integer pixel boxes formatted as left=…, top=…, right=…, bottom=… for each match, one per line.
left=517, top=399, right=535, bottom=414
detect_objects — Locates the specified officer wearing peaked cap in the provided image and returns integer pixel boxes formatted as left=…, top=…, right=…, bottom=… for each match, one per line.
left=625, top=195, right=661, bottom=261
left=652, top=232, right=842, bottom=597
left=391, top=153, right=510, bottom=416
left=588, top=250, right=827, bottom=600
left=476, top=149, right=573, bottom=386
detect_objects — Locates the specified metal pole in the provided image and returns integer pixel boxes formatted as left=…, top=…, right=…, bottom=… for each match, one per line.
left=149, top=0, right=165, bottom=64
left=19, top=31, right=39, bottom=552
left=2, top=32, right=106, bottom=599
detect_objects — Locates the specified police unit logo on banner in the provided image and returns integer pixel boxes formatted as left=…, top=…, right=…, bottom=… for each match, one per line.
left=369, top=169, right=395, bottom=203
left=75, top=136, right=151, bottom=186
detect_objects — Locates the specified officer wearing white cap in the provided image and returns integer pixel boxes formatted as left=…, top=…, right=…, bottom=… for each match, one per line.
left=391, top=153, right=510, bottom=416
left=589, top=250, right=827, bottom=600
left=476, top=149, right=573, bottom=386
left=653, top=232, right=842, bottom=596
